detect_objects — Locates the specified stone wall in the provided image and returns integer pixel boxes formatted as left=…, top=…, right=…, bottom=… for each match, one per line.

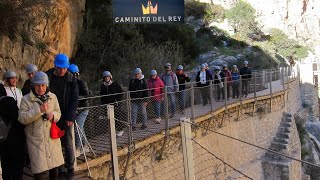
left=88, top=80, right=302, bottom=179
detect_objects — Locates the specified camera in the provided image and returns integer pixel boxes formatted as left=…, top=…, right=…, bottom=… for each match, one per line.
left=37, top=94, right=50, bottom=121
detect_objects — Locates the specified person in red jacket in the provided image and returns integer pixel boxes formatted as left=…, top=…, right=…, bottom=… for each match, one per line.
left=148, top=70, right=164, bottom=123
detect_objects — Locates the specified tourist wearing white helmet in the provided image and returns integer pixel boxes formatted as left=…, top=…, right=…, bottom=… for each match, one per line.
left=196, top=64, right=213, bottom=106
left=46, top=53, right=78, bottom=177
left=129, top=68, right=148, bottom=130
left=0, top=72, right=25, bottom=180
left=239, top=60, right=252, bottom=98
left=231, top=65, right=240, bottom=98
left=148, top=70, right=164, bottom=123
left=3, top=71, right=23, bottom=108
left=160, top=63, right=179, bottom=118
left=176, top=65, right=190, bottom=114
left=100, top=70, right=125, bottom=136
left=22, top=64, right=38, bottom=96
left=19, top=71, right=64, bottom=178
left=213, top=66, right=225, bottom=101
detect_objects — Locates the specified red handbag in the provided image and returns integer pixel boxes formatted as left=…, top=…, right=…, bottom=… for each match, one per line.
left=50, top=121, right=65, bottom=139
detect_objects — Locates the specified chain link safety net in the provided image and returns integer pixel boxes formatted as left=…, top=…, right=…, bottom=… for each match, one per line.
left=73, top=68, right=299, bottom=178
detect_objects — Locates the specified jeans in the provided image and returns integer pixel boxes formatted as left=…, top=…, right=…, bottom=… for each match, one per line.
left=34, top=168, right=58, bottom=180
left=154, top=101, right=162, bottom=118
left=200, top=86, right=209, bottom=105
left=215, top=85, right=223, bottom=101
left=75, top=110, right=89, bottom=149
left=131, top=102, right=147, bottom=126
left=178, top=90, right=186, bottom=110
left=168, top=93, right=176, bottom=115
left=60, top=122, right=75, bottom=170
left=232, top=81, right=240, bottom=98
left=242, top=80, right=250, bottom=96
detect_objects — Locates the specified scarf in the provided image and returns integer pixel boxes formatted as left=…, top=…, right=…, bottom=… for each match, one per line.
left=104, top=80, right=113, bottom=86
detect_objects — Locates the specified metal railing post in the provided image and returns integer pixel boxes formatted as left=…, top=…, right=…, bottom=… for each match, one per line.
left=237, top=75, right=243, bottom=120
left=164, top=86, right=169, bottom=130
left=180, top=117, right=195, bottom=180
left=269, top=71, right=273, bottom=112
left=253, top=72, right=257, bottom=116
left=224, top=77, right=227, bottom=108
left=107, top=105, right=120, bottom=180
left=209, top=80, right=214, bottom=112
left=190, top=83, right=195, bottom=120
left=281, top=67, right=286, bottom=108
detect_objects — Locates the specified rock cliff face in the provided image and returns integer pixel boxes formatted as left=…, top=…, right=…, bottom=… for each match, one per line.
left=204, top=0, right=320, bottom=48
left=0, top=0, right=85, bottom=84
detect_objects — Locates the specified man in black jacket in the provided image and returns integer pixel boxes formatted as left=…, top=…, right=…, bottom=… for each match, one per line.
left=129, top=68, right=148, bottom=130
left=46, top=54, right=79, bottom=179
left=21, top=64, right=38, bottom=95
left=239, top=61, right=252, bottom=98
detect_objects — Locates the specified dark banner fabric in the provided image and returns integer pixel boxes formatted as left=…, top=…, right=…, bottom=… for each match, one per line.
left=113, top=0, right=184, bottom=24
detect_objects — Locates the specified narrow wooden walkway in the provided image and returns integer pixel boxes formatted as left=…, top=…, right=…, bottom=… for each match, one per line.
left=76, top=79, right=287, bottom=169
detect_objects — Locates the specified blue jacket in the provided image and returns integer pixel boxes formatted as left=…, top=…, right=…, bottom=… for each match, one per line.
left=231, top=72, right=240, bottom=81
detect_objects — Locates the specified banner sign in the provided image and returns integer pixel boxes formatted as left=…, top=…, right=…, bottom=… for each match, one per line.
left=113, top=0, right=184, bottom=24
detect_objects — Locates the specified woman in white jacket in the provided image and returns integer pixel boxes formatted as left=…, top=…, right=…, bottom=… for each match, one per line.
left=19, top=72, right=64, bottom=179
left=3, top=71, right=23, bottom=108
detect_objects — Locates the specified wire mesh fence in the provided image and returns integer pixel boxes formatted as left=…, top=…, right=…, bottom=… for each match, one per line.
left=74, top=67, right=297, bottom=178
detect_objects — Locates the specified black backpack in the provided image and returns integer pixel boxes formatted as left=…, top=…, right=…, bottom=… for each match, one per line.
left=0, top=96, right=11, bottom=143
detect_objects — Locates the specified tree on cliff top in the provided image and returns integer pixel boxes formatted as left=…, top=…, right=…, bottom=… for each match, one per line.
left=225, top=0, right=257, bottom=34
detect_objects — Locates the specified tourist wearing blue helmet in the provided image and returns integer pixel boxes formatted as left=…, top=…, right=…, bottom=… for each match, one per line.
left=46, top=54, right=79, bottom=178
left=68, top=64, right=91, bottom=157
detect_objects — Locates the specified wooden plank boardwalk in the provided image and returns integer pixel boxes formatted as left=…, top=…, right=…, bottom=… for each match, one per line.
left=76, top=80, right=286, bottom=166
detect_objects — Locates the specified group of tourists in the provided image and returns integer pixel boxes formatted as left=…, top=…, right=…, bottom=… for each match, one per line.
left=0, top=54, right=83, bottom=179
left=196, top=61, right=252, bottom=105
left=0, top=51, right=252, bottom=179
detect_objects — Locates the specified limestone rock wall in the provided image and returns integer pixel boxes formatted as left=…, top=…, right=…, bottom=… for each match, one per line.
left=0, top=0, right=85, bottom=84
left=203, top=0, right=320, bottom=47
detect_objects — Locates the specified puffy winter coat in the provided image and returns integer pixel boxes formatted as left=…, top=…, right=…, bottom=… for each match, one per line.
left=148, top=76, right=164, bottom=102
left=18, top=91, right=64, bottom=174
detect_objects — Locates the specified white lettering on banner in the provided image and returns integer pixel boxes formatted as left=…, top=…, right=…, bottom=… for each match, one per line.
left=114, top=16, right=182, bottom=23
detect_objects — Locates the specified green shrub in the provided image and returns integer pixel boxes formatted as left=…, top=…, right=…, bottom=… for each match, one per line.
left=269, top=28, right=309, bottom=59
left=225, top=0, right=257, bottom=34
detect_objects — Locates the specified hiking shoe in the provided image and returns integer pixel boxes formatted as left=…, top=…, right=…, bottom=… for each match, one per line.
left=83, top=145, right=90, bottom=153
left=116, top=130, right=124, bottom=137
left=155, top=118, right=161, bottom=124
left=75, top=148, right=81, bottom=158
